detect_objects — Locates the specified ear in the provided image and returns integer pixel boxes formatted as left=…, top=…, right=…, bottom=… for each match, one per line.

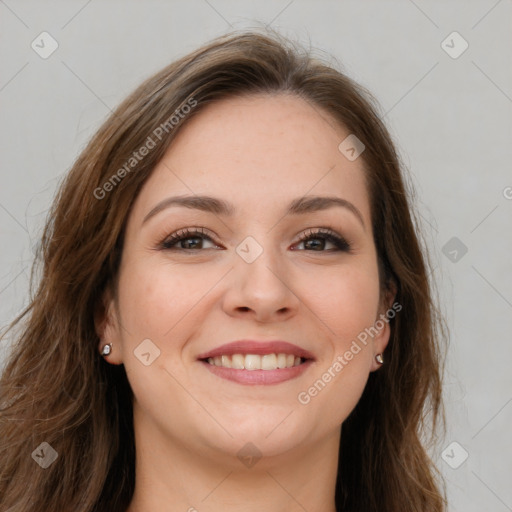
left=371, top=280, right=398, bottom=372
left=94, top=285, right=124, bottom=365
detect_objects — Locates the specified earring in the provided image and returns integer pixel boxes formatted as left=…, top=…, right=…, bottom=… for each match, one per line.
left=375, top=353, right=384, bottom=365
left=101, top=343, right=112, bottom=356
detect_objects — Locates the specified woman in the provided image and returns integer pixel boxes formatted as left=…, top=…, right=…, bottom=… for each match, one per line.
left=0, top=30, right=447, bottom=511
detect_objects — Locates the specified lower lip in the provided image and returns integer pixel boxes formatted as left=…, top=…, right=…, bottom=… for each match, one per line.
left=199, top=360, right=313, bottom=385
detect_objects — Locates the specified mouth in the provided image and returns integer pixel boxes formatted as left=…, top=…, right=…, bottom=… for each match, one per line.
left=202, top=353, right=306, bottom=370
left=197, top=340, right=315, bottom=385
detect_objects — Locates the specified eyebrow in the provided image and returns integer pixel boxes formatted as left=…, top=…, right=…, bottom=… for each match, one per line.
left=142, top=194, right=365, bottom=229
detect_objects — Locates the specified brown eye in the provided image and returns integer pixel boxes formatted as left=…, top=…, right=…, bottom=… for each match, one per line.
left=294, top=228, right=351, bottom=252
left=161, top=228, right=219, bottom=250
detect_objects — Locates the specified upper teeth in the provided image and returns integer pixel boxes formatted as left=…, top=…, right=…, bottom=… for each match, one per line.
left=207, top=353, right=302, bottom=370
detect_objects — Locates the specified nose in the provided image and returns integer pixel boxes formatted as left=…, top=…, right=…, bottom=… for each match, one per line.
left=221, top=242, right=300, bottom=323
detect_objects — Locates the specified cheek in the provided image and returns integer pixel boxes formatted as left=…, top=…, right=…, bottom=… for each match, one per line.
left=115, top=260, right=209, bottom=414
left=117, top=258, right=215, bottom=339
left=303, top=259, right=381, bottom=345
left=294, top=260, right=380, bottom=423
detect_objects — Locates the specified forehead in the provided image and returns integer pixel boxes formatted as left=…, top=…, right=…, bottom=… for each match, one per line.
left=132, top=93, right=371, bottom=227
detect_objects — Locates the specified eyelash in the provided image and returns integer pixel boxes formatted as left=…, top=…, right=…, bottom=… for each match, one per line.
left=160, top=227, right=352, bottom=253
left=296, top=228, right=352, bottom=252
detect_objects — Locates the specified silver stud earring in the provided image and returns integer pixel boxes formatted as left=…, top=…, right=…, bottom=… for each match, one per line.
left=375, top=353, right=384, bottom=365
left=101, top=343, right=112, bottom=356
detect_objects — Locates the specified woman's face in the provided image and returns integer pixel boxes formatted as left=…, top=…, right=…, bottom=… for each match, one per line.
left=99, top=93, right=393, bottom=463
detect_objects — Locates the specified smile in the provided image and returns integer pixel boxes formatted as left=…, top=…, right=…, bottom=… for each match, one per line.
left=199, top=355, right=313, bottom=385
left=197, top=339, right=315, bottom=385
left=205, top=353, right=304, bottom=370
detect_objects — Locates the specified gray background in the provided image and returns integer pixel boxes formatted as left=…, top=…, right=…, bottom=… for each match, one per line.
left=1, top=1, right=511, bottom=510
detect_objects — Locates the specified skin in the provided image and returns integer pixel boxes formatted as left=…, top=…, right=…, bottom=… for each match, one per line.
left=96, top=93, right=395, bottom=512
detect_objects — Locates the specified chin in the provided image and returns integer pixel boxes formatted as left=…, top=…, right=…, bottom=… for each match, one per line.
left=216, top=411, right=310, bottom=454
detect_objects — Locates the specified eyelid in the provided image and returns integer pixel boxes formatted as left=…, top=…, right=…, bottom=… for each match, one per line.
left=294, top=227, right=353, bottom=252
left=159, top=225, right=353, bottom=253
left=160, top=226, right=220, bottom=249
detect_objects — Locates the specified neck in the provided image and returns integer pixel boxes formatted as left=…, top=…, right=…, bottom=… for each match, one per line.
left=126, top=407, right=340, bottom=512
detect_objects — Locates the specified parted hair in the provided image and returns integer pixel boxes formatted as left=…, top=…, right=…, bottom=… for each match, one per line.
left=0, top=30, right=447, bottom=511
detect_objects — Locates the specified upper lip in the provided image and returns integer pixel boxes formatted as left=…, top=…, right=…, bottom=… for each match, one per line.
left=197, top=340, right=315, bottom=361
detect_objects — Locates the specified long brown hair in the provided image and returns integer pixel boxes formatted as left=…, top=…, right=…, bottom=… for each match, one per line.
left=0, top=30, right=448, bottom=511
